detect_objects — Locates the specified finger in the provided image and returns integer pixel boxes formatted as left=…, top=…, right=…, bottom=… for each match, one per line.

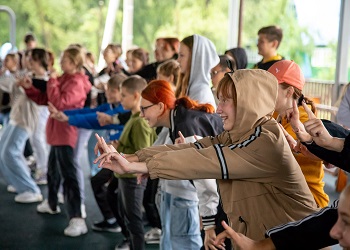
left=214, top=231, right=229, bottom=246
left=221, top=221, right=237, bottom=237
left=292, top=100, right=300, bottom=117
left=302, top=101, right=316, bottom=119
left=178, top=131, right=185, bottom=141
left=94, top=152, right=109, bottom=164
left=136, top=174, right=142, bottom=185
left=100, top=136, right=111, bottom=153
left=108, top=144, right=117, bottom=152
left=94, top=133, right=102, bottom=155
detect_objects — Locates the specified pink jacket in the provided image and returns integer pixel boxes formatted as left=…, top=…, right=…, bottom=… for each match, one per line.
left=46, top=72, right=91, bottom=148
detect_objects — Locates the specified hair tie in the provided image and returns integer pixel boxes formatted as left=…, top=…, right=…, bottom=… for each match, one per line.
left=297, top=94, right=304, bottom=106
left=226, top=59, right=235, bottom=73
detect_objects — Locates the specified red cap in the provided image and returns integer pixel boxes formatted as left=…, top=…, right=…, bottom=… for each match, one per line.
left=268, top=60, right=305, bottom=90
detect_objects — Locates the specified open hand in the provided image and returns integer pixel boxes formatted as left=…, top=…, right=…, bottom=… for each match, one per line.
left=48, top=102, right=68, bottom=122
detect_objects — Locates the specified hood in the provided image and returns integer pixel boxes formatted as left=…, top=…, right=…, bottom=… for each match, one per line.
left=186, top=34, right=219, bottom=104
left=226, top=48, right=248, bottom=69
left=229, top=69, right=278, bottom=142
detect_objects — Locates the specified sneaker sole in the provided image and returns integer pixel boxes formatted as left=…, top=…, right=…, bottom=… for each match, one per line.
left=64, top=228, right=88, bottom=237
left=37, top=209, right=61, bottom=214
left=91, top=225, right=121, bottom=233
left=145, top=240, right=160, bottom=244
left=36, top=180, right=48, bottom=185
left=15, top=196, right=43, bottom=203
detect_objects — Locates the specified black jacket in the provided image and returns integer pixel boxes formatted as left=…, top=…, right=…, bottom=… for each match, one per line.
left=168, top=104, right=223, bottom=143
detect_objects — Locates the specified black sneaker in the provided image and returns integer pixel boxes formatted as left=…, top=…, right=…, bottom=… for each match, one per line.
left=115, top=239, right=130, bottom=250
left=91, top=220, right=121, bottom=233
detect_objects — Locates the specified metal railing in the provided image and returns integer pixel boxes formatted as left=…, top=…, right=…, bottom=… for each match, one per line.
left=303, top=79, right=346, bottom=121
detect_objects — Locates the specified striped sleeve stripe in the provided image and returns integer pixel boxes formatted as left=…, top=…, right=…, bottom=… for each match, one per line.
left=194, top=141, right=203, bottom=149
left=202, top=216, right=216, bottom=226
left=214, top=144, right=229, bottom=179
left=266, top=201, right=339, bottom=236
left=228, top=126, right=261, bottom=150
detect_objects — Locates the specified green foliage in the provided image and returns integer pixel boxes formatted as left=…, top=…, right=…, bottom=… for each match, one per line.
left=243, top=0, right=315, bottom=66
left=0, top=0, right=340, bottom=81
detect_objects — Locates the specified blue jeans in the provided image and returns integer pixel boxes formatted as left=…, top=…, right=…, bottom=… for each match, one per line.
left=73, top=128, right=92, bottom=203
left=160, top=191, right=202, bottom=250
left=0, top=124, right=40, bottom=194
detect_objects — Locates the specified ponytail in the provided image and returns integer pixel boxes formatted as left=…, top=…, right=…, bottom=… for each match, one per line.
left=175, top=96, right=215, bottom=114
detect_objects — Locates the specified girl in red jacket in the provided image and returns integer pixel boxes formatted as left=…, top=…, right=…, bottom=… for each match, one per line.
left=32, top=47, right=91, bottom=237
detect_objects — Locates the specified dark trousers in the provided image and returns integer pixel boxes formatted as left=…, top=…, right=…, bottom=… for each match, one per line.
left=91, top=168, right=115, bottom=220
left=47, top=146, right=81, bottom=218
left=143, top=178, right=161, bottom=229
left=117, top=177, right=147, bottom=250
left=23, top=139, right=33, bottom=157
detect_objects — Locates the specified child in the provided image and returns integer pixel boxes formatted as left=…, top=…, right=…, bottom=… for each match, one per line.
left=175, top=34, right=227, bottom=249
left=48, top=73, right=129, bottom=233
left=268, top=60, right=329, bottom=208
left=95, top=43, right=123, bottom=106
left=0, top=53, right=17, bottom=127
left=139, top=80, right=223, bottom=249
left=26, top=48, right=51, bottom=185
left=175, top=34, right=218, bottom=108
left=156, top=59, right=180, bottom=89
left=142, top=60, right=180, bottom=245
left=253, top=25, right=284, bottom=70
left=25, top=46, right=91, bottom=237
left=224, top=47, right=248, bottom=70
left=0, top=52, right=43, bottom=203
left=128, top=48, right=149, bottom=74
left=210, top=55, right=232, bottom=105
left=109, top=75, right=156, bottom=250
left=133, top=37, right=180, bottom=83
left=213, top=104, right=350, bottom=249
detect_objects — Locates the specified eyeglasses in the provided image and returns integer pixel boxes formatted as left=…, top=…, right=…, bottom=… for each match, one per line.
left=140, top=104, right=156, bottom=114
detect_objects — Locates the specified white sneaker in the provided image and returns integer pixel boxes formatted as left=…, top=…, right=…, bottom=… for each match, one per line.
left=64, top=218, right=88, bottom=237
left=15, top=192, right=43, bottom=203
left=7, top=185, right=17, bottom=193
left=144, top=227, right=161, bottom=244
left=37, top=199, right=61, bottom=214
left=34, top=171, right=47, bottom=185
left=81, top=204, right=87, bottom=219
left=58, top=193, right=64, bottom=204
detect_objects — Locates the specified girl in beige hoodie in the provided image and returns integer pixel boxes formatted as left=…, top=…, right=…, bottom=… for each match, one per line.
left=94, top=69, right=319, bottom=241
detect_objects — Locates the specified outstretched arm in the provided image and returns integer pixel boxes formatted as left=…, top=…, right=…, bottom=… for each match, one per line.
left=93, top=133, right=148, bottom=174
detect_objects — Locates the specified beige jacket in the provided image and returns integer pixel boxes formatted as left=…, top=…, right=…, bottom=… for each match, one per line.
left=136, top=69, right=318, bottom=240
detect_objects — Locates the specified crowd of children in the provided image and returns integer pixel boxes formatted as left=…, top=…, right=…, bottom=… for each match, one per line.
left=0, top=25, right=349, bottom=250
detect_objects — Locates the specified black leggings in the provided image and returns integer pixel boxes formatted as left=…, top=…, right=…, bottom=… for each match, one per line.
left=47, top=146, right=81, bottom=218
